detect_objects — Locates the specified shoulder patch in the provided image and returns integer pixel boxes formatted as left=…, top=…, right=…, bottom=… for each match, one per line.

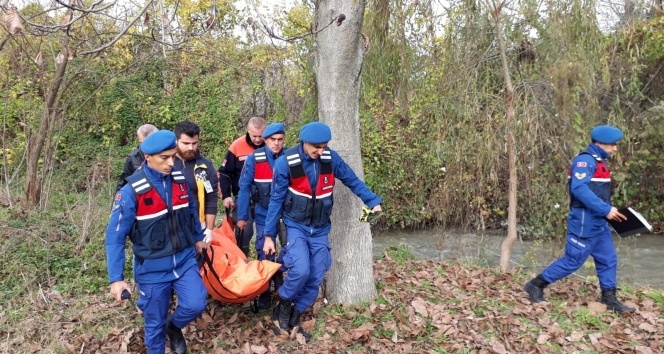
left=574, top=172, right=587, bottom=180
left=115, top=193, right=122, bottom=201
left=576, top=161, right=587, bottom=167
left=221, top=159, right=227, bottom=167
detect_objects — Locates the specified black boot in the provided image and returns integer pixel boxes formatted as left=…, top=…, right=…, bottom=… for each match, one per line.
left=272, top=271, right=284, bottom=292
left=258, top=291, right=271, bottom=310
left=601, top=288, right=635, bottom=313
left=524, top=274, right=549, bottom=303
left=166, top=318, right=187, bottom=354
left=288, top=307, right=311, bottom=342
left=271, top=300, right=292, bottom=335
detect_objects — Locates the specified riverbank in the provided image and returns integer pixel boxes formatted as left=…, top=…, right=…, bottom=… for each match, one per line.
left=373, top=228, right=664, bottom=289
left=1, top=246, right=662, bottom=353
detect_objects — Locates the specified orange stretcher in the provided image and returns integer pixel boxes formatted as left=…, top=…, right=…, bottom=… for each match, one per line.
left=200, top=215, right=281, bottom=304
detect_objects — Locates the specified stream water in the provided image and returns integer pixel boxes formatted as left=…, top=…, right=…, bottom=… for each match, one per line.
left=372, top=228, right=664, bottom=289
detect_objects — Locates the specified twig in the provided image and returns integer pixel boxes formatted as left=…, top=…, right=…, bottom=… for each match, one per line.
left=39, top=284, right=49, bottom=305
left=78, top=0, right=154, bottom=56
left=20, top=0, right=114, bottom=33
left=248, top=0, right=345, bottom=42
left=642, top=60, right=664, bottom=94
left=2, top=93, right=12, bottom=207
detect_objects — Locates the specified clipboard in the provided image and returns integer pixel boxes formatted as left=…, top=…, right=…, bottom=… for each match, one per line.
left=607, top=207, right=653, bottom=238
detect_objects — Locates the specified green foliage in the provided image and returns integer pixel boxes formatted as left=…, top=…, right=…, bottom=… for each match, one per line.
left=96, top=58, right=170, bottom=145
left=0, top=80, right=38, bottom=182
left=0, top=212, right=108, bottom=303
left=357, top=0, right=664, bottom=234
left=1, top=0, right=663, bottom=240
left=167, top=65, right=246, bottom=160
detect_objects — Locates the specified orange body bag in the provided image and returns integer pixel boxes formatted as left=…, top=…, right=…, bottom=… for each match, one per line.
left=200, top=215, right=281, bottom=303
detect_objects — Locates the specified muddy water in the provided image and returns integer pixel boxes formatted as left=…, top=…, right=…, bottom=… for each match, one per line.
left=372, top=228, right=664, bottom=289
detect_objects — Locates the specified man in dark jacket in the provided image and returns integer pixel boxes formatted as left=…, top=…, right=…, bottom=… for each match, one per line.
left=218, top=117, right=266, bottom=256
left=115, top=124, right=158, bottom=192
left=174, top=121, right=219, bottom=244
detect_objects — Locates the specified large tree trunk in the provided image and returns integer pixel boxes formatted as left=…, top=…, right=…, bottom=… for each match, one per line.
left=314, top=0, right=376, bottom=304
left=490, top=1, right=518, bottom=272
left=25, top=39, right=70, bottom=207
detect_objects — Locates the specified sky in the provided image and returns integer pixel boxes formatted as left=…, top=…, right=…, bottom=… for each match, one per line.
left=9, top=0, right=626, bottom=36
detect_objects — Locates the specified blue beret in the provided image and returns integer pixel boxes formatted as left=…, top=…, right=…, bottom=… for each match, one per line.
left=299, top=122, right=331, bottom=144
left=141, top=130, right=177, bottom=154
left=262, top=122, right=286, bottom=138
left=590, top=125, right=623, bottom=144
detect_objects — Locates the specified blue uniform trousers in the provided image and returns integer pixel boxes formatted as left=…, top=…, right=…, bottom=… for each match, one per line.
left=137, top=266, right=208, bottom=354
left=255, top=223, right=273, bottom=262
left=541, top=228, right=617, bottom=290
left=277, top=226, right=332, bottom=312
left=255, top=223, right=285, bottom=264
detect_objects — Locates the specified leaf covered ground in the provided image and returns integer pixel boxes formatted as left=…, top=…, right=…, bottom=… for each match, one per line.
left=2, top=251, right=663, bottom=354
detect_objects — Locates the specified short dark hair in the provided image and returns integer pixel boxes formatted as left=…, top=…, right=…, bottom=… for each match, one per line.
left=174, top=121, right=200, bottom=139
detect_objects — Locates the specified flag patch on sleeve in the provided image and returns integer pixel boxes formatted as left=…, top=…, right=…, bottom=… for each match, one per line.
left=576, top=162, right=587, bottom=167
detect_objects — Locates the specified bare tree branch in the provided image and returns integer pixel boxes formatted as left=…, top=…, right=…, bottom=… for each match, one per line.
left=53, top=0, right=112, bottom=13
left=0, top=34, right=9, bottom=50
left=20, top=0, right=114, bottom=33
left=248, top=0, right=345, bottom=42
left=78, top=0, right=153, bottom=56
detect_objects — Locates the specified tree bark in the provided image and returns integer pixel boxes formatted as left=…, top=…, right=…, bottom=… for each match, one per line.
left=25, top=37, right=70, bottom=206
left=489, top=1, right=518, bottom=272
left=314, top=0, right=376, bottom=304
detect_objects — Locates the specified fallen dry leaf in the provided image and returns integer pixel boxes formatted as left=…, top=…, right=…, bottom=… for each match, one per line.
left=587, top=301, right=607, bottom=313
left=250, top=344, right=268, bottom=354
left=5, top=258, right=663, bottom=354
left=411, top=297, right=428, bottom=318
left=537, top=333, right=550, bottom=344
left=567, top=331, right=584, bottom=342
left=638, top=322, right=657, bottom=333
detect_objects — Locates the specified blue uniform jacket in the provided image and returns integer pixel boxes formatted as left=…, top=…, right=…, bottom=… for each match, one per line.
left=105, top=165, right=205, bottom=284
left=567, top=143, right=613, bottom=238
left=236, top=148, right=285, bottom=225
left=263, top=143, right=382, bottom=238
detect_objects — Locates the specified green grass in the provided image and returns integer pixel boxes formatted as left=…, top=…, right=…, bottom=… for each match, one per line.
left=374, top=326, right=394, bottom=339
left=374, top=295, right=388, bottom=305
left=310, top=315, right=328, bottom=339
left=7, top=219, right=25, bottom=228
left=381, top=245, right=415, bottom=266
left=570, top=308, right=609, bottom=331
left=644, top=289, right=664, bottom=307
